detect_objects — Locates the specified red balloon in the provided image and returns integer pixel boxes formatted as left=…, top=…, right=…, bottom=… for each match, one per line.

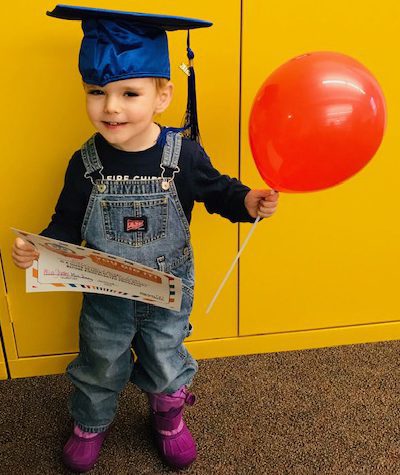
left=249, top=52, right=387, bottom=192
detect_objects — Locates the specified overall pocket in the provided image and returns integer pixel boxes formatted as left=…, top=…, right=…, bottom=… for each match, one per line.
left=101, top=197, right=168, bottom=247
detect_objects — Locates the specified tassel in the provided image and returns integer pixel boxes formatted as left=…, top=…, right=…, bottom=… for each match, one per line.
left=157, top=31, right=202, bottom=147
left=182, top=31, right=201, bottom=143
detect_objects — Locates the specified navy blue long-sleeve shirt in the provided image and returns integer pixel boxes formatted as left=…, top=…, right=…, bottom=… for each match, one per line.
left=41, top=133, right=254, bottom=244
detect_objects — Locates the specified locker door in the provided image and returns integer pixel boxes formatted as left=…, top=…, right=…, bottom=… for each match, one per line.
left=240, top=1, right=400, bottom=335
left=0, top=0, right=241, bottom=376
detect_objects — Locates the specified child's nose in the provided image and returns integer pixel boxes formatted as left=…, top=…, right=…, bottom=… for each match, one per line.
left=104, top=96, right=122, bottom=114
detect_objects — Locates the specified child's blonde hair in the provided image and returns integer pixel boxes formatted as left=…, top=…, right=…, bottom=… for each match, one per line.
left=154, top=77, right=170, bottom=92
left=83, top=78, right=170, bottom=92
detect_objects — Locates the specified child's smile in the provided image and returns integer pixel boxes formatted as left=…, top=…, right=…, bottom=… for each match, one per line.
left=102, top=121, right=128, bottom=129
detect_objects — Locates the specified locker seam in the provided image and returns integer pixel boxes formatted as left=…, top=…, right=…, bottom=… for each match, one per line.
left=0, top=251, right=8, bottom=294
left=0, top=252, right=11, bottom=377
left=0, top=325, right=11, bottom=378
left=237, top=0, right=244, bottom=338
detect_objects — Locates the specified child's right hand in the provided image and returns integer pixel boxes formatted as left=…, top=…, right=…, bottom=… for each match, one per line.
left=12, top=237, right=39, bottom=269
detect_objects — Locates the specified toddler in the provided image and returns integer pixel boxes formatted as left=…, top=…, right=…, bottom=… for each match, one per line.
left=12, top=5, right=279, bottom=472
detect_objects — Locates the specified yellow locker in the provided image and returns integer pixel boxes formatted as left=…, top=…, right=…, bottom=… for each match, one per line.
left=240, top=2, right=400, bottom=337
left=2, top=1, right=398, bottom=378
left=0, top=0, right=241, bottom=377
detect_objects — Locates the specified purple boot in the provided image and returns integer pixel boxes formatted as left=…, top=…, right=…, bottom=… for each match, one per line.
left=147, top=386, right=197, bottom=469
left=62, top=425, right=109, bottom=473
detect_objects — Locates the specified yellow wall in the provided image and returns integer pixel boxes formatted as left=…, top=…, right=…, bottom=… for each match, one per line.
left=239, top=1, right=400, bottom=337
left=1, top=0, right=399, bottom=378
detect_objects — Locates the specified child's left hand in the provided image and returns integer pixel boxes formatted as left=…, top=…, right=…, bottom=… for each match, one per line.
left=244, top=189, right=279, bottom=219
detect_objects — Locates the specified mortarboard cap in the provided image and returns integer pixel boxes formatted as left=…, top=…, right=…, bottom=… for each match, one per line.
left=47, top=4, right=213, bottom=143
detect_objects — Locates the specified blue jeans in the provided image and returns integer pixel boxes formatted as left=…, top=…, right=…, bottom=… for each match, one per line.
left=67, top=274, right=197, bottom=433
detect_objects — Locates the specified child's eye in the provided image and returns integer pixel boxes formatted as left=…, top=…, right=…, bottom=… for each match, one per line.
left=124, top=91, right=139, bottom=97
left=88, top=89, right=104, bottom=95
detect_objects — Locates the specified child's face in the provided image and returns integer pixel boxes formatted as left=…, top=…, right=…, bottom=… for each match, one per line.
left=84, top=77, right=172, bottom=151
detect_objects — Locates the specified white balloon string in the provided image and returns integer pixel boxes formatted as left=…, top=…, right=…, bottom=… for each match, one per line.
left=206, top=216, right=261, bottom=314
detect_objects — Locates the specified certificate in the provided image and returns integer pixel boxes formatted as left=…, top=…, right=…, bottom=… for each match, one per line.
left=12, top=229, right=182, bottom=311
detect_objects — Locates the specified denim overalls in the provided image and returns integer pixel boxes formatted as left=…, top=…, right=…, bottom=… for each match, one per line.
left=66, top=132, right=198, bottom=433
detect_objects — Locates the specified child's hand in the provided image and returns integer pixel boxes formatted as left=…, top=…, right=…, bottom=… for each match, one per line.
left=244, top=189, right=279, bottom=219
left=11, top=237, right=39, bottom=269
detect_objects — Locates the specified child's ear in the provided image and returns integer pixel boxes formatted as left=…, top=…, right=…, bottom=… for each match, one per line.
left=155, top=82, right=173, bottom=114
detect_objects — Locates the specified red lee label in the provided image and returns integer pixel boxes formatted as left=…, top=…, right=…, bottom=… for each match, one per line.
left=124, top=217, right=147, bottom=232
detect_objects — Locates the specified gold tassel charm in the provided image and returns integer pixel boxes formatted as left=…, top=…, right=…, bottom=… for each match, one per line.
left=179, top=63, right=191, bottom=76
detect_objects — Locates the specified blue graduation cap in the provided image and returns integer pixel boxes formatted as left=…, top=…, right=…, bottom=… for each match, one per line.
left=47, top=4, right=213, bottom=143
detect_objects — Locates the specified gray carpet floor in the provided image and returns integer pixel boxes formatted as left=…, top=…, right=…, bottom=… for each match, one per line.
left=0, top=341, right=399, bottom=474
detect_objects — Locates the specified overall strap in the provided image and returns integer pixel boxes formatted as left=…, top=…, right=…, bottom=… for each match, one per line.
left=81, top=134, right=105, bottom=185
left=160, top=131, right=182, bottom=190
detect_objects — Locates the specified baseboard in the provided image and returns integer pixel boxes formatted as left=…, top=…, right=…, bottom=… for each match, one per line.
left=7, top=320, right=400, bottom=378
